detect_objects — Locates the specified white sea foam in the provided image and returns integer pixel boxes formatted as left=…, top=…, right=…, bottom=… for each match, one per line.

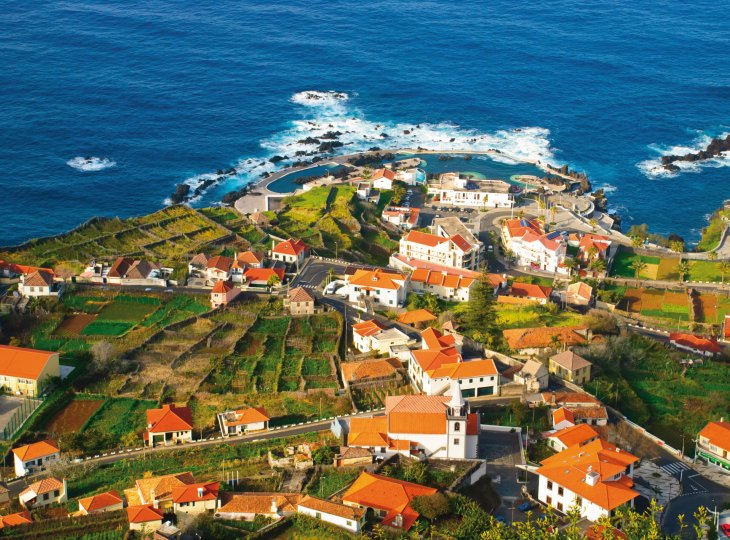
left=67, top=156, right=116, bottom=171
left=638, top=131, right=730, bottom=178
left=175, top=91, right=558, bottom=203
left=596, top=183, right=617, bottom=194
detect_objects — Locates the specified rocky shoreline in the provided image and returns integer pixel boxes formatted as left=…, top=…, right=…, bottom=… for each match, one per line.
left=660, top=134, right=730, bottom=172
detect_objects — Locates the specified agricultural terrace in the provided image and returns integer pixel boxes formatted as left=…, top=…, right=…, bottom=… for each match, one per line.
left=199, top=206, right=267, bottom=247
left=617, top=288, right=691, bottom=325
left=30, top=289, right=209, bottom=354
left=581, top=334, right=730, bottom=450
left=351, top=381, right=415, bottom=411
left=0, top=205, right=232, bottom=271
left=266, top=185, right=399, bottom=265
left=693, top=291, right=730, bottom=325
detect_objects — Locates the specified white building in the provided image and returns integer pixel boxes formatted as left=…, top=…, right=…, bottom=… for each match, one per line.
left=19, top=477, right=67, bottom=509
left=397, top=229, right=482, bottom=270
left=172, top=482, right=220, bottom=515
left=351, top=319, right=411, bottom=354
left=418, top=358, right=500, bottom=398
left=536, top=438, right=639, bottom=522
left=271, top=238, right=308, bottom=268
left=371, top=168, right=396, bottom=190
left=297, top=495, right=365, bottom=533
left=19, top=270, right=62, bottom=298
left=381, top=207, right=420, bottom=229
left=546, top=424, right=599, bottom=453
left=345, top=268, right=408, bottom=308
left=502, top=218, right=568, bottom=274
left=428, top=173, right=514, bottom=208
left=347, top=385, right=479, bottom=459
left=217, top=407, right=270, bottom=437
left=513, top=359, right=549, bottom=392
left=12, top=440, right=60, bottom=478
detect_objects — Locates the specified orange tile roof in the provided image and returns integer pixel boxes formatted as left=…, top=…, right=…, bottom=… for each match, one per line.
left=390, top=254, right=482, bottom=277
left=411, top=347, right=462, bottom=371
left=0, top=511, right=31, bottom=529
left=146, top=404, right=193, bottom=434
left=20, top=476, right=64, bottom=498
left=449, top=234, right=472, bottom=252
left=126, top=504, right=164, bottom=524
left=212, top=280, right=234, bottom=293
left=0, top=345, right=58, bottom=381
left=352, top=319, right=385, bottom=337
left=669, top=332, right=722, bottom=353
left=571, top=407, right=608, bottom=420
left=578, top=234, right=611, bottom=253
left=548, top=424, right=599, bottom=448
left=172, top=481, right=220, bottom=504
left=12, top=439, right=59, bottom=462
left=409, top=268, right=476, bottom=290
left=348, top=417, right=389, bottom=447
left=536, top=438, right=639, bottom=511
left=218, top=492, right=301, bottom=515
left=348, top=268, right=406, bottom=290
left=504, top=218, right=543, bottom=239
left=428, top=358, right=498, bottom=380
left=386, top=395, right=450, bottom=435
left=24, top=270, right=54, bottom=287
left=226, top=407, right=270, bottom=426
left=207, top=255, right=233, bottom=272
left=372, top=168, right=396, bottom=181
left=299, top=495, right=365, bottom=521
left=341, top=358, right=400, bottom=383
left=107, top=257, right=133, bottom=278
left=567, top=281, right=593, bottom=301
left=78, top=490, right=122, bottom=513
left=509, top=282, right=552, bottom=300
left=397, top=309, right=437, bottom=325
left=342, top=472, right=437, bottom=530
left=403, top=230, right=449, bottom=248
left=273, top=238, right=307, bottom=256
left=503, top=326, right=588, bottom=350
left=244, top=267, right=284, bottom=283
left=698, top=421, right=730, bottom=453
left=237, top=251, right=264, bottom=265
left=421, top=327, right=456, bottom=349
left=542, top=392, right=601, bottom=406
left=135, top=472, right=195, bottom=503
left=552, top=407, right=574, bottom=426
left=288, top=286, right=314, bottom=303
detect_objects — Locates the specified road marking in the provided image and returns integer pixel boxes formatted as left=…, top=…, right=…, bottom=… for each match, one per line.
left=661, top=462, right=690, bottom=476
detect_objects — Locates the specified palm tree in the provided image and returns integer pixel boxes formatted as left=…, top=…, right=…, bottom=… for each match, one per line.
left=589, top=218, right=598, bottom=232
left=677, top=261, right=690, bottom=283
left=266, top=274, right=281, bottom=290
left=719, top=261, right=730, bottom=287
left=630, top=258, right=647, bottom=284
left=631, top=235, right=644, bottom=249
left=669, top=240, right=685, bottom=256
left=327, top=267, right=336, bottom=285
left=563, top=257, right=578, bottom=276
left=589, top=257, right=607, bottom=274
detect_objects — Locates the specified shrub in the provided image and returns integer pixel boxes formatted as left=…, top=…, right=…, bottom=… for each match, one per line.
left=411, top=493, right=450, bottom=521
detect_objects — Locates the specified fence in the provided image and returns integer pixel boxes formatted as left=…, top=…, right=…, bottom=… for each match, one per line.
left=0, top=395, right=44, bottom=440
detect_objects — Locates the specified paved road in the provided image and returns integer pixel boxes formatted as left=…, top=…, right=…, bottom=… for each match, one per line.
left=5, top=412, right=383, bottom=497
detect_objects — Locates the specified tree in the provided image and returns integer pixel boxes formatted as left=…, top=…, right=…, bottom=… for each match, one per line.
left=421, top=293, right=440, bottom=314
left=312, top=445, right=334, bottom=465
left=669, top=239, right=685, bottom=257
left=630, top=258, right=647, bottom=282
left=562, top=257, right=578, bottom=276
left=266, top=274, right=281, bottom=289
left=588, top=257, right=607, bottom=274
left=584, top=309, right=619, bottom=334
left=327, top=267, right=336, bottom=284
left=410, top=493, right=450, bottom=521
left=90, top=341, right=116, bottom=373
left=392, top=184, right=406, bottom=205
left=402, top=459, right=430, bottom=484
left=631, top=235, right=644, bottom=249
left=677, top=260, right=690, bottom=283
left=461, top=273, right=498, bottom=345
left=719, top=261, right=730, bottom=286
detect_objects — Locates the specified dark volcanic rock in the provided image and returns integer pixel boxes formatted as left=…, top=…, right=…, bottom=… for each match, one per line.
left=661, top=134, right=730, bottom=170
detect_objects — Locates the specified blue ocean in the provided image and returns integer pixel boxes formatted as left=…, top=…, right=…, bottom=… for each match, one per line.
left=2, top=1, right=729, bottom=246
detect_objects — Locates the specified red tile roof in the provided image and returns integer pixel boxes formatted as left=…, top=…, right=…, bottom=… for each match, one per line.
left=0, top=511, right=31, bottom=529
left=348, top=268, right=406, bottom=290
left=273, top=238, right=307, bottom=256
left=428, top=358, right=498, bottom=380
left=172, top=481, right=220, bottom=504
left=244, top=267, right=284, bottom=283
left=12, top=439, right=59, bottom=461
left=207, top=255, right=233, bottom=273
left=20, top=476, right=64, bottom=498
left=212, top=280, right=234, bottom=293
left=0, top=345, right=58, bottom=380
left=386, top=395, right=450, bottom=435
left=127, top=504, right=164, bottom=524
left=508, top=282, right=552, bottom=300
left=299, top=495, right=365, bottom=520
left=78, top=490, right=123, bottom=513
left=699, top=421, right=730, bottom=454
left=288, top=286, right=314, bottom=303
left=372, top=168, right=396, bottom=181
left=669, top=333, right=722, bottom=353
left=342, top=472, right=437, bottom=530
left=397, top=309, right=437, bottom=325
left=547, top=424, right=599, bottom=448
left=411, top=347, right=462, bottom=371
left=24, top=270, right=54, bottom=287
left=421, top=327, right=456, bottom=350
left=146, top=404, right=193, bottom=434
left=352, top=319, right=385, bottom=338
left=226, top=407, right=270, bottom=426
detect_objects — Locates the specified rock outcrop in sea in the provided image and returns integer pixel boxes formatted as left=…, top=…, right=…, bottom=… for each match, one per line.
left=660, top=134, right=730, bottom=172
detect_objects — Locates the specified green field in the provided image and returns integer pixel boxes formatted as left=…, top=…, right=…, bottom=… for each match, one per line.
left=81, top=320, right=136, bottom=337
left=495, top=302, right=583, bottom=329
left=83, top=398, right=158, bottom=438
left=610, top=250, right=661, bottom=279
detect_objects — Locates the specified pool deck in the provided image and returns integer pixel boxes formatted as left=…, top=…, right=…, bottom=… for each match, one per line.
left=233, top=148, right=566, bottom=216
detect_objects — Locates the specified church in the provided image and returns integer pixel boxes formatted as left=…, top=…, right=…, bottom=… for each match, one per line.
left=346, top=382, right=480, bottom=459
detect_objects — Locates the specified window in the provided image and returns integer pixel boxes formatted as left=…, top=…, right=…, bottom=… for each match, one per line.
left=557, top=502, right=563, bottom=512
left=547, top=481, right=553, bottom=491
left=454, top=422, right=461, bottom=432
left=316, top=512, right=322, bottom=519
left=546, top=496, right=552, bottom=505
left=346, top=521, right=352, bottom=526
left=43, top=493, right=49, bottom=501
left=576, top=497, right=582, bottom=507
left=454, top=438, right=460, bottom=445
left=558, top=487, right=564, bottom=496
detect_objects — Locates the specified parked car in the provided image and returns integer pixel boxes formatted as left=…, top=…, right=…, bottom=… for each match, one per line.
left=517, top=502, right=533, bottom=512
left=407, top=189, right=413, bottom=194
left=721, top=523, right=730, bottom=538
left=495, top=515, right=506, bottom=524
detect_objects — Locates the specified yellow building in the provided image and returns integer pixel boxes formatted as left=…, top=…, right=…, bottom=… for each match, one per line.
left=0, top=345, right=60, bottom=396
left=549, top=350, right=592, bottom=385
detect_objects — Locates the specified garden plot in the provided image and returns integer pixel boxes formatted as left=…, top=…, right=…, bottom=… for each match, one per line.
left=352, top=382, right=415, bottom=410
left=55, top=313, right=96, bottom=335
left=694, top=292, right=730, bottom=324
left=117, top=317, right=217, bottom=399
left=618, top=288, right=691, bottom=323
left=45, top=398, right=104, bottom=435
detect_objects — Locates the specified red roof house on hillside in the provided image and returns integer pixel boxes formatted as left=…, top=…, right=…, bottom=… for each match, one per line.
left=144, top=404, right=193, bottom=447
left=668, top=332, right=722, bottom=357
left=210, top=279, right=240, bottom=309
left=271, top=238, right=308, bottom=266
left=78, top=490, right=124, bottom=515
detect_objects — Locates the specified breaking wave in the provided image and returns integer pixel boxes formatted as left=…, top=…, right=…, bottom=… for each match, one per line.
left=637, top=130, right=730, bottom=178
left=67, top=156, right=116, bottom=171
left=176, top=90, right=557, bottom=203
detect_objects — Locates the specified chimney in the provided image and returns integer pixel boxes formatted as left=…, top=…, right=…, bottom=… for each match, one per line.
left=197, top=487, right=204, bottom=498
left=271, top=497, right=279, bottom=514
left=585, top=467, right=600, bottom=487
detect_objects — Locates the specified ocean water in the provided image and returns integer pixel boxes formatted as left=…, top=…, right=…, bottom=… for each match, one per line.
left=1, top=0, right=729, bottom=246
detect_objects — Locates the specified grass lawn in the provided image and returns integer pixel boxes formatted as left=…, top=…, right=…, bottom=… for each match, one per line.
left=83, top=398, right=157, bottom=438
left=97, top=298, right=159, bottom=322
left=80, top=320, right=135, bottom=336
left=688, top=260, right=724, bottom=282
left=495, top=303, right=583, bottom=330
left=610, top=250, right=661, bottom=279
